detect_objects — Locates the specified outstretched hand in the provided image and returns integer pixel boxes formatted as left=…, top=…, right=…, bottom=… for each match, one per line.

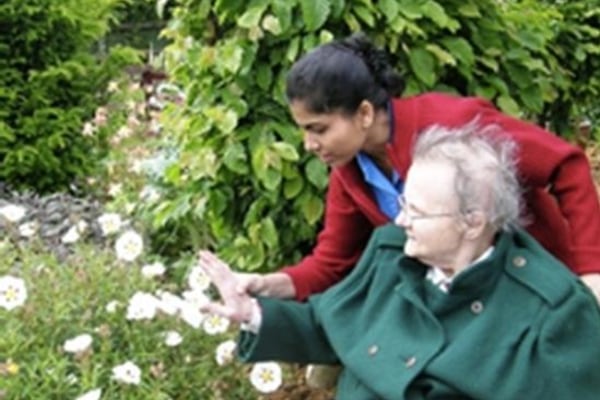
left=198, top=250, right=255, bottom=324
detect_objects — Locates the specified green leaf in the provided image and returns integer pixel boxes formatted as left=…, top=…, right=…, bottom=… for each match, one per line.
left=441, top=37, right=474, bottom=68
left=497, top=95, right=521, bottom=117
left=519, top=85, right=543, bottom=113
left=260, top=217, right=279, bottom=249
left=425, top=44, right=456, bottom=66
left=261, top=14, right=282, bottom=35
left=286, top=37, right=301, bottom=62
left=379, top=0, right=400, bottom=21
left=237, top=3, right=268, bottom=28
left=223, top=142, right=249, bottom=174
left=408, top=47, right=436, bottom=87
left=301, top=193, right=324, bottom=224
left=262, top=168, right=282, bottom=191
left=256, top=64, right=272, bottom=90
left=398, top=0, right=423, bottom=19
left=284, top=177, right=304, bottom=199
left=422, top=0, right=450, bottom=28
left=457, top=3, right=481, bottom=18
left=271, top=142, right=299, bottom=161
left=218, top=41, right=244, bottom=73
left=301, top=0, right=331, bottom=31
left=354, top=6, right=375, bottom=27
left=305, top=158, right=329, bottom=189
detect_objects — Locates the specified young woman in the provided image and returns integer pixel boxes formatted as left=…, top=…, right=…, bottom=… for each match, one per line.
left=238, top=33, right=600, bottom=302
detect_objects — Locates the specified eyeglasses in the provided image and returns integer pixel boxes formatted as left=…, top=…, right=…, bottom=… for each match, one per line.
left=397, top=195, right=457, bottom=223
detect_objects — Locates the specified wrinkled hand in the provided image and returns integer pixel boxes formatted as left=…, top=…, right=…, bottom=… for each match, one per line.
left=234, top=272, right=267, bottom=296
left=198, top=251, right=255, bottom=323
left=581, top=273, right=600, bottom=305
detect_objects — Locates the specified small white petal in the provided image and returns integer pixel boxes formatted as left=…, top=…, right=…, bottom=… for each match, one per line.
left=105, top=300, right=119, bottom=313
left=202, top=313, right=230, bottom=335
left=141, top=262, right=166, bottom=278
left=97, top=213, right=122, bottom=236
left=187, top=266, right=211, bottom=291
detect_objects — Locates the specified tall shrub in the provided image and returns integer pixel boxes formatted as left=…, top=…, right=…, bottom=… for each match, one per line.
left=0, top=0, right=141, bottom=193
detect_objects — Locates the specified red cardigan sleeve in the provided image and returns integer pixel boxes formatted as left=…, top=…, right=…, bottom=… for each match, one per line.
left=280, top=168, right=382, bottom=300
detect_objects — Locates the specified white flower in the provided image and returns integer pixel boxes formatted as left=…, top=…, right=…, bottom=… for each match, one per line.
left=179, top=301, right=205, bottom=329
left=63, top=333, right=93, bottom=354
left=141, top=262, right=166, bottom=278
left=155, top=291, right=184, bottom=316
left=187, top=265, right=211, bottom=291
left=105, top=300, right=119, bottom=313
left=126, top=291, right=158, bottom=320
left=250, top=362, right=282, bottom=393
left=112, top=361, right=141, bottom=385
left=181, top=289, right=209, bottom=309
left=82, top=122, right=96, bottom=137
left=107, top=80, right=119, bottom=93
left=163, top=330, right=183, bottom=347
left=0, top=204, right=26, bottom=223
left=97, top=213, right=122, bottom=236
left=115, top=230, right=143, bottom=262
left=0, top=275, right=27, bottom=310
left=18, top=220, right=38, bottom=237
left=202, top=313, right=230, bottom=335
left=75, top=388, right=102, bottom=400
left=61, top=225, right=81, bottom=244
left=215, top=339, right=237, bottom=366
left=108, top=183, right=122, bottom=197
left=139, top=185, right=161, bottom=203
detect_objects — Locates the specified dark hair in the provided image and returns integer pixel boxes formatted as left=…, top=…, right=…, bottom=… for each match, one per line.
left=285, top=33, right=405, bottom=115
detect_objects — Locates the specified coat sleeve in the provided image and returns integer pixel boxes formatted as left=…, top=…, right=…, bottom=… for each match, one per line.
left=238, top=227, right=387, bottom=365
left=280, top=170, right=377, bottom=300
left=516, top=284, right=600, bottom=399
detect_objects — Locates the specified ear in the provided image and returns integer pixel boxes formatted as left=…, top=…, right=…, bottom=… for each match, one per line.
left=356, top=100, right=375, bottom=128
left=461, top=211, right=488, bottom=240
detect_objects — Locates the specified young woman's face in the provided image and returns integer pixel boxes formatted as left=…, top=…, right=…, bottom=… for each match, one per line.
left=289, top=100, right=368, bottom=167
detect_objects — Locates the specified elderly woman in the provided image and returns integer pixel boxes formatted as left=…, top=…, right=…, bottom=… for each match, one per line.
left=200, top=123, right=600, bottom=399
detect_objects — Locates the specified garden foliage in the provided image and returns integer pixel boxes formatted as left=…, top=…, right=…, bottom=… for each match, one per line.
left=149, top=0, right=600, bottom=272
left=0, top=0, right=141, bottom=193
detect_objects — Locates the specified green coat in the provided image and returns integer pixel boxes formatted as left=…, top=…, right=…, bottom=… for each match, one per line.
left=238, top=224, right=600, bottom=399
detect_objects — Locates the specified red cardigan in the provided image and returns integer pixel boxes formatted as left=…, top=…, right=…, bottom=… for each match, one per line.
left=282, top=93, right=600, bottom=300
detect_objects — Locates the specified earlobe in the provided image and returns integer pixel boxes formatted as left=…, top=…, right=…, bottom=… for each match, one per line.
left=463, top=211, right=487, bottom=240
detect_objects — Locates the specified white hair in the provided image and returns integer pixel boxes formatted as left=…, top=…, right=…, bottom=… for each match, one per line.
left=412, top=120, right=523, bottom=232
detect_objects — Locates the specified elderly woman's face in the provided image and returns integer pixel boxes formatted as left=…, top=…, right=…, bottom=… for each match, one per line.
left=395, top=160, right=467, bottom=267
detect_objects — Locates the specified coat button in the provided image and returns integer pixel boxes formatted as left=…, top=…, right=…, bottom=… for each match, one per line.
left=471, top=300, right=484, bottom=314
left=512, top=256, right=527, bottom=268
left=368, top=345, right=378, bottom=356
left=405, top=356, right=417, bottom=368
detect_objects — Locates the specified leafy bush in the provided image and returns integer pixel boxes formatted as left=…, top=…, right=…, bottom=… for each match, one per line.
left=142, top=0, right=599, bottom=272
left=0, top=0, right=142, bottom=193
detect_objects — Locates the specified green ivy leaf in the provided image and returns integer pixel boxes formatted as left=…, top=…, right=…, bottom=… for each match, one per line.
left=305, top=157, right=329, bottom=189
left=256, top=64, right=273, bottom=90
left=301, top=0, right=331, bottom=31
left=457, top=3, right=481, bottom=18
left=263, top=168, right=282, bottom=191
left=408, top=47, right=436, bottom=87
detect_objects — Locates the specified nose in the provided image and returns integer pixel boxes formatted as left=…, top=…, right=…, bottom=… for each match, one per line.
left=395, top=208, right=410, bottom=227
left=303, top=133, right=320, bottom=152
